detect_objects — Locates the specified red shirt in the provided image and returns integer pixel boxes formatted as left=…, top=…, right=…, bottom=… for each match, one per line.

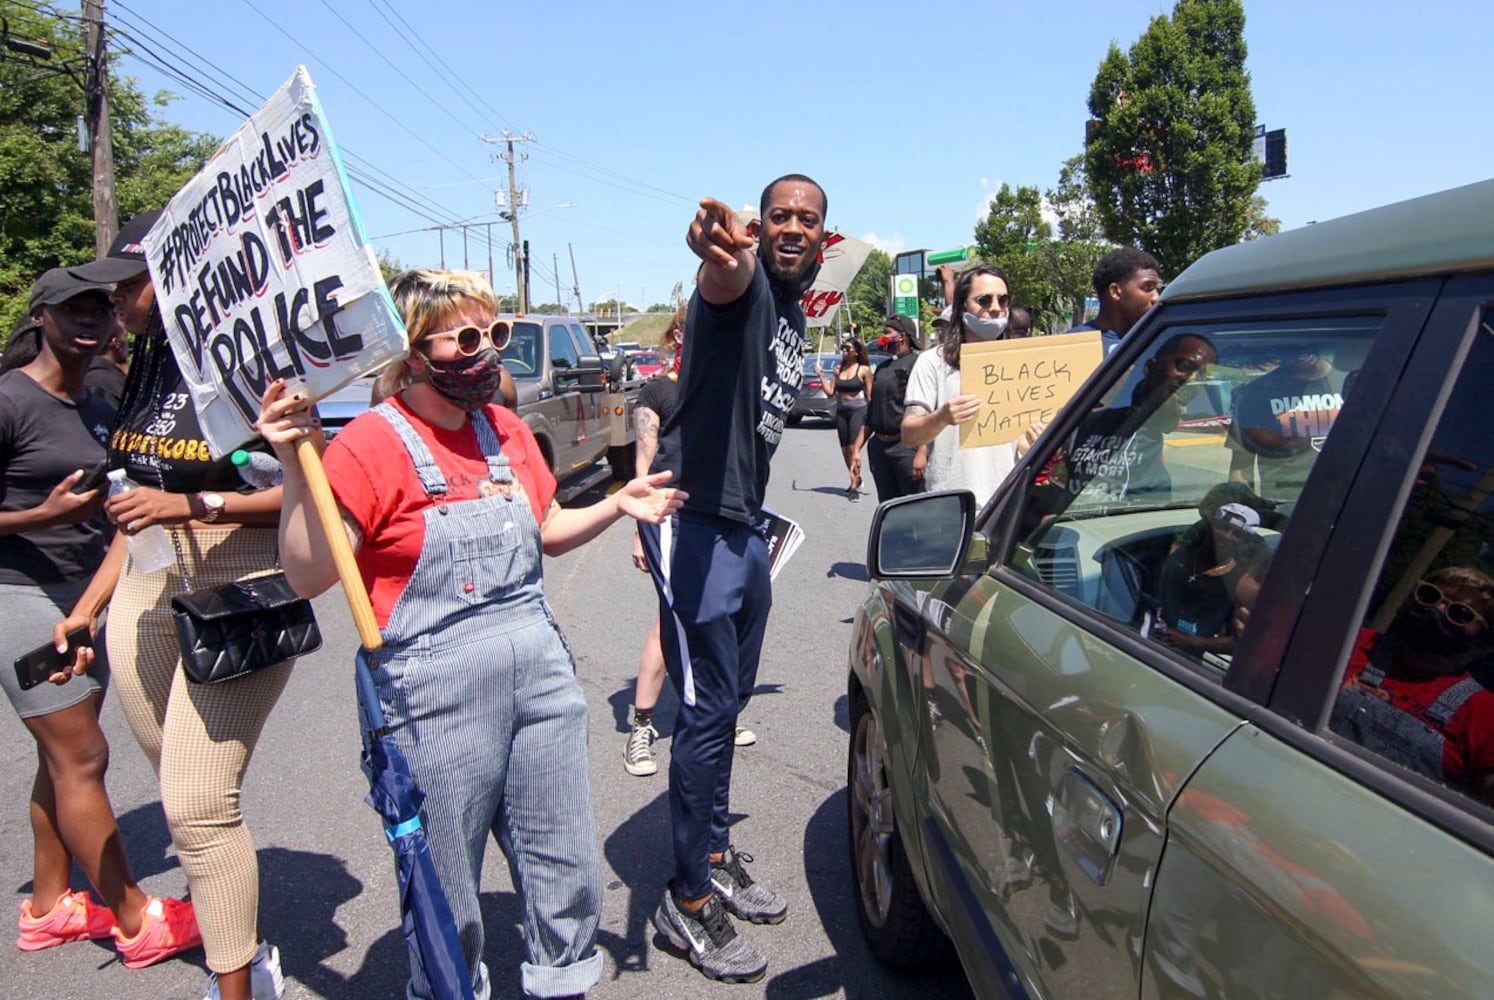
left=1343, top=628, right=1494, bottom=790
left=323, top=394, right=556, bottom=627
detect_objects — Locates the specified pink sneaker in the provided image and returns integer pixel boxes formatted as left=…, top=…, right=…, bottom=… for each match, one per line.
left=17, top=890, right=115, bottom=951
left=112, top=896, right=202, bottom=968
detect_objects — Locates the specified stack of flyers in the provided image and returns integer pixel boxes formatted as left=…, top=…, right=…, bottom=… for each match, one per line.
left=760, top=508, right=805, bottom=582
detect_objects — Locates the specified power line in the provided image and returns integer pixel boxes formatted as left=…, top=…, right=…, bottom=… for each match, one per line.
left=362, top=0, right=515, bottom=134
left=234, top=0, right=488, bottom=187
left=106, top=3, right=470, bottom=230
left=315, top=0, right=486, bottom=138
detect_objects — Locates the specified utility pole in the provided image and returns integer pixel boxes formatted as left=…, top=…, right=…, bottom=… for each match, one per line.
left=553, top=253, right=563, bottom=314
left=568, top=243, right=584, bottom=315
left=81, top=0, right=117, bottom=255
left=483, top=130, right=536, bottom=313
left=522, top=239, right=532, bottom=310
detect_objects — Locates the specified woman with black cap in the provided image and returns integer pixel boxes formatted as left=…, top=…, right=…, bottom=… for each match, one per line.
left=3, top=268, right=202, bottom=969
left=53, top=212, right=293, bottom=1000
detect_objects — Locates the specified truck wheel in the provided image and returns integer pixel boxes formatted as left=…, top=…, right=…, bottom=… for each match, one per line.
left=848, top=690, right=952, bottom=968
left=608, top=442, right=636, bottom=481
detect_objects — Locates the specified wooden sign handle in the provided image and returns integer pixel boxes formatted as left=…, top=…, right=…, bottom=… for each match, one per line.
left=294, top=437, right=382, bottom=651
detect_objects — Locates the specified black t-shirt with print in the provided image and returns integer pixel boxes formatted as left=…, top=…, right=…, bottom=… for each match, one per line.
left=652, top=264, right=806, bottom=525
left=0, top=370, right=115, bottom=585
left=1229, top=366, right=1346, bottom=493
left=108, top=332, right=243, bottom=494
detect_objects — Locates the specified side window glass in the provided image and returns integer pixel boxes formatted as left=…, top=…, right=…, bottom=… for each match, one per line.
left=502, top=321, right=542, bottom=376
left=550, top=322, right=580, bottom=370
left=1011, top=317, right=1382, bottom=675
left=1329, top=310, right=1494, bottom=807
left=568, top=324, right=593, bottom=358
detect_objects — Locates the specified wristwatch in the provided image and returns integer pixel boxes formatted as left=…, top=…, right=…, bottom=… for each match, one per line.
left=196, top=492, right=226, bottom=523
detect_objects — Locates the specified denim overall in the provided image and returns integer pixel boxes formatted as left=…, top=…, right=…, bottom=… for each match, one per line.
left=356, top=402, right=602, bottom=1000
left=1330, top=638, right=1484, bottom=785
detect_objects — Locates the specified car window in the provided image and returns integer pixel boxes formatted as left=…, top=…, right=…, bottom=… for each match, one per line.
left=502, top=321, right=541, bottom=376
left=550, top=322, right=580, bottom=370
left=1011, top=315, right=1383, bottom=673
left=1328, top=308, right=1494, bottom=808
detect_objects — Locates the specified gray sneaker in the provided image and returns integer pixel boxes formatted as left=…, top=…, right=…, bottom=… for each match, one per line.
left=710, top=847, right=787, bottom=925
left=623, top=720, right=658, bottom=776
left=653, top=891, right=767, bottom=983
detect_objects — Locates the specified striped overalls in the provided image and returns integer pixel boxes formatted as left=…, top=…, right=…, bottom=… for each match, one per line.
left=356, top=403, right=602, bottom=1000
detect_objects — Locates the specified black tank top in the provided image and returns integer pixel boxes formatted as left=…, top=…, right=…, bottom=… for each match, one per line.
left=835, top=370, right=864, bottom=396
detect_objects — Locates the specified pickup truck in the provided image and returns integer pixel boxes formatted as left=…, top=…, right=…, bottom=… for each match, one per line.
left=499, top=314, right=640, bottom=501
left=318, top=314, right=640, bottom=502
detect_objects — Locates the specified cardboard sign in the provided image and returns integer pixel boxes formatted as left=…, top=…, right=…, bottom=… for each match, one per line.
left=142, top=66, right=406, bottom=456
left=959, top=331, right=1104, bottom=447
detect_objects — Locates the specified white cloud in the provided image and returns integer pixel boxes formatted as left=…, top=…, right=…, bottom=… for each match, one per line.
left=975, top=176, right=1003, bottom=221
left=860, top=231, right=906, bottom=255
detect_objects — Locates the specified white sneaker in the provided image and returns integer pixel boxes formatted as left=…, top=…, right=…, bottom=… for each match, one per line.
left=734, top=725, right=757, bottom=747
left=203, top=940, right=285, bottom=1000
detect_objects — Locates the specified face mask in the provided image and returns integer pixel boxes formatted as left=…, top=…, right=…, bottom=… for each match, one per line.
left=419, top=346, right=504, bottom=411
left=963, top=311, right=1009, bottom=340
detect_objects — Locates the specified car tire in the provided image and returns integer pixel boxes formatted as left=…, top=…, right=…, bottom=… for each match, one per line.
left=786, top=413, right=803, bottom=427
left=847, top=689, right=953, bottom=968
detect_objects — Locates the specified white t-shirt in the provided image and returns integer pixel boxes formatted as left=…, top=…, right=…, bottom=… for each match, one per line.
left=905, top=347, right=1017, bottom=503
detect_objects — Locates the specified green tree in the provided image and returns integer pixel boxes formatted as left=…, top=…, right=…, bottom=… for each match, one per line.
left=645, top=302, right=673, bottom=313
left=1244, top=194, right=1281, bottom=240
left=0, top=2, right=218, bottom=337
left=376, top=250, right=405, bottom=286
left=1045, top=156, right=1114, bottom=328
left=973, top=183, right=1062, bottom=324
left=528, top=302, right=566, bottom=314
left=1083, top=0, right=1260, bottom=276
left=845, top=248, right=891, bottom=340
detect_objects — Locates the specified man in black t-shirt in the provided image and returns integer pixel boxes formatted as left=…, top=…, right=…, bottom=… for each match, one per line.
left=865, top=315, right=926, bottom=502
left=1228, top=348, right=1346, bottom=497
left=641, top=175, right=826, bottom=983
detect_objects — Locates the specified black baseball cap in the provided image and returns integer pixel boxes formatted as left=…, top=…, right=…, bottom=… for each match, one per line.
left=69, top=210, right=162, bottom=284
left=884, top=315, right=917, bottom=338
left=27, top=267, right=114, bottom=312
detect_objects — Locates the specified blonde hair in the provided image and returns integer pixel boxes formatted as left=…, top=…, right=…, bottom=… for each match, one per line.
left=372, top=268, right=500, bottom=403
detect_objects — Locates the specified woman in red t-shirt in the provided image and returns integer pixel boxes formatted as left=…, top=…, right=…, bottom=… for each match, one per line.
left=258, top=269, right=683, bottom=1000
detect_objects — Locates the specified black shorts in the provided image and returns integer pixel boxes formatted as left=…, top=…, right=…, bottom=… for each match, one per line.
left=835, top=402, right=867, bottom=447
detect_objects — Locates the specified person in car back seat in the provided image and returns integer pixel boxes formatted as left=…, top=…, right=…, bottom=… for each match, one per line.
left=1331, top=566, right=1494, bottom=803
left=1156, top=487, right=1277, bottom=656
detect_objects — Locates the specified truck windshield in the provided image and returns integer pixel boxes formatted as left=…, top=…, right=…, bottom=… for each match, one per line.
left=503, top=321, right=543, bottom=376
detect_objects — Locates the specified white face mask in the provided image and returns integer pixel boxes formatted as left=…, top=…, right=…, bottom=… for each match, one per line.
left=963, top=311, right=1009, bottom=340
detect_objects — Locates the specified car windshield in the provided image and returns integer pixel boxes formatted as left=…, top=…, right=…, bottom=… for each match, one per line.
left=502, top=321, right=543, bottom=376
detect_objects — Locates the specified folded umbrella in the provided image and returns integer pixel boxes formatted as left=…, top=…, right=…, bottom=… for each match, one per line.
left=357, top=653, right=475, bottom=1000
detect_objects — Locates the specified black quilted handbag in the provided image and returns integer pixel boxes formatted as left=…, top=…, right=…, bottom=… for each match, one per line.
left=171, top=571, right=322, bottom=684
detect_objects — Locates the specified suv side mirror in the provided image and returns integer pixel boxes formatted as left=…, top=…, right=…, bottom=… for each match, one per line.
left=571, top=352, right=607, bottom=392
left=867, top=490, right=977, bottom=579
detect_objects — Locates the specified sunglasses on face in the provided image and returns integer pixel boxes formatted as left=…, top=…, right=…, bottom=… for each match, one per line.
left=1414, top=581, right=1488, bottom=628
left=972, top=293, right=1011, bottom=310
left=423, top=319, right=511, bottom=356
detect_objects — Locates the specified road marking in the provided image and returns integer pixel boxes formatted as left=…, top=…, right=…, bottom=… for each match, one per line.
left=1167, top=434, right=1227, bottom=448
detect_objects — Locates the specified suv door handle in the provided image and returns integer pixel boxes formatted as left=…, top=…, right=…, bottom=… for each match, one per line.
left=1053, top=768, right=1123, bottom=886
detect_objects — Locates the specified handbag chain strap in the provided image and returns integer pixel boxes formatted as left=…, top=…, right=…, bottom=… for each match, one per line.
left=169, top=525, right=196, bottom=594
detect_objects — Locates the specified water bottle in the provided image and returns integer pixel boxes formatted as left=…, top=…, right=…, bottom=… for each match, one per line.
left=105, top=470, right=175, bottom=574
left=231, top=449, right=284, bottom=488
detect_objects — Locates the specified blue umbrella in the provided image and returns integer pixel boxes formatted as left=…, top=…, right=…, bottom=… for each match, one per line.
left=356, top=654, right=475, bottom=1000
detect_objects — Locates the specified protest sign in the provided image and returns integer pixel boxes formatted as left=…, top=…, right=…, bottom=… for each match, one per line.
left=142, top=66, right=406, bottom=456
left=958, top=331, right=1104, bottom=447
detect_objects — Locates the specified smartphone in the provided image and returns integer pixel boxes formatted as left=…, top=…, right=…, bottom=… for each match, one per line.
left=73, top=459, right=110, bottom=494
left=13, top=627, right=91, bottom=691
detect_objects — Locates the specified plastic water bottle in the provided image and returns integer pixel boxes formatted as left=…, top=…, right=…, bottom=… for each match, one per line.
left=105, top=470, right=175, bottom=574
left=231, top=449, right=284, bottom=488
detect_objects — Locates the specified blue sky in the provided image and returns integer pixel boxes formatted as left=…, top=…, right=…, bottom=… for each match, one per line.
left=107, top=0, right=1492, bottom=310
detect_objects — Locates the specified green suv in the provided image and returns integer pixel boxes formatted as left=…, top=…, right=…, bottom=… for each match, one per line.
left=848, top=179, right=1494, bottom=999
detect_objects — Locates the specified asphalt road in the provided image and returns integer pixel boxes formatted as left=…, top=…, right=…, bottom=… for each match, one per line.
left=0, top=419, right=975, bottom=1000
